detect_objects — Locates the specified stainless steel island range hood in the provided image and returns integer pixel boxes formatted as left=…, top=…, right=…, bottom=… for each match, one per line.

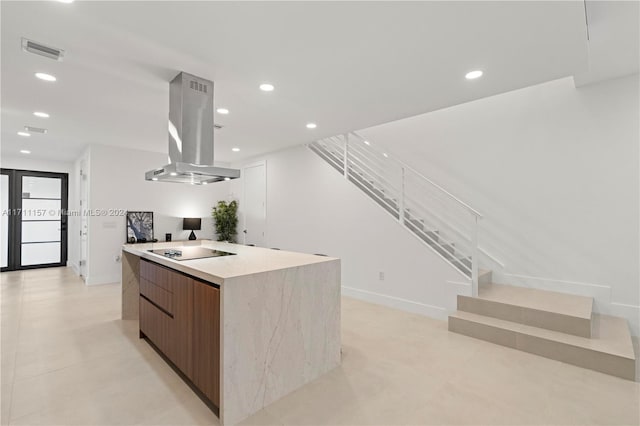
left=145, top=72, right=240, bottom=184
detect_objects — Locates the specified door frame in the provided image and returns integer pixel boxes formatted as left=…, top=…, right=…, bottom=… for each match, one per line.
left=1, top=168, right=69, bottom=271
left=1, top=169, right=16, bottom=271
left=241, top=160, right=267, bottom=246
left=79, top=160, right=88, bottom=279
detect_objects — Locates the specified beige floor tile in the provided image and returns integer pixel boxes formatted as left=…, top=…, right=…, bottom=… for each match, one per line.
left=411, top=381, right=542, bottom=426
left=141, top=386, right=219, bottom=425
left=12, top=320, right=142, bottom=380
left=2, top=267, right=639, bottom=426
left=1, top=379, right=14, bottom=426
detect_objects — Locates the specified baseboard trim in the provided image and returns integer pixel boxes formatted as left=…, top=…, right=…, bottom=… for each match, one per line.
left=501, top=272, right=610, bottom=296
left=608, top=302, right=640, bottom=337
left=478, top=246, right=505, bottom=269
left=342, top=286, right=448, bottom=320
left=69, top=262, right=80, bottom=276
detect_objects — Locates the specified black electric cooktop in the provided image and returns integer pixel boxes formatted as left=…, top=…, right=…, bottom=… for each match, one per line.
left=149, top=247, right=236, bottom=261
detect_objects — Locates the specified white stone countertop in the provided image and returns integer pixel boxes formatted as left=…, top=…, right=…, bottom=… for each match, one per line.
left=122, top=240, right=337, bottom=285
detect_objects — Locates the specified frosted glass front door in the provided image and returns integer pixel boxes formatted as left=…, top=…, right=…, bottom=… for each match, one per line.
left=1, top=174, right=8, bottom=268
left=20, top=175, right=63, bottom=266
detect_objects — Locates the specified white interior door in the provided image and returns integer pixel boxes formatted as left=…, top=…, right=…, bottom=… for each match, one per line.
left=242, top=162, right=266, bottom=247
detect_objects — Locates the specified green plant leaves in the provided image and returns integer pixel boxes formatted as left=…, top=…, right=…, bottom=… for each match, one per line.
left=212, top=200, right=238, bottom=243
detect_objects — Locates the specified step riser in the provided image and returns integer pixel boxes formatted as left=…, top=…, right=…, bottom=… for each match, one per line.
left=310, top=145, right=344, bottom=173
left=312, top=143, right=471, bottom=279
left=448, top=316, right=635, bottom=381
left=424, top=231, right=439, bottom=243
left=349, top=178, right=400, bottom=219
left=458, top=257, right=471, bottom=269
left=457, top=295, right=592, bottom=338
left=384, top=198, right=398, bottom=210
left=408, top=219, right=424, bottom=232
left=478, top=271, right=492, bottom=286
left=404, top=220, right=423, bottom=235
left=452, top=258, right=472, bottom=276
left=432, top=242, right=455, bottom=259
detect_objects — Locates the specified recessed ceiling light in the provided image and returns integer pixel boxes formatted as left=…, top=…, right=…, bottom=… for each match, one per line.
left=169, top=172, right=177, bottom=176
left=20, top=150, right=31, bottom=154
left=259, top=83, right=274, bottom=92
left=465, top=70, right=483, bottom=80
left=383, top=153, right=389, bottom=158
left=216, top=108, right=229, bottom=114
left=33, top=111, right=50, bottom=118
left=232, top=147, right=240, bottom=152
left=57, top=0, right=74, bottom=3
left=35, top=72, right=56, bottom=82
left=17, top=131, right=31, bottom=137
left=306, top=123, right=317, bottom=129
left=364, top=140, right=370, bottom=146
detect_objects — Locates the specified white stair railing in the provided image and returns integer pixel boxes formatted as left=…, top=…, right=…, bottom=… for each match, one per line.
left=308, top=132, right=483, bottom=296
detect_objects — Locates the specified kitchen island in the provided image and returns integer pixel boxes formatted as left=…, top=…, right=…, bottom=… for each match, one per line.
left=121, top=241, right=341, bottom=425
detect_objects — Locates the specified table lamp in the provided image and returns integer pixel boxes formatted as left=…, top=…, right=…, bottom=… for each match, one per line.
left=183, top=217, right=202, bottom=240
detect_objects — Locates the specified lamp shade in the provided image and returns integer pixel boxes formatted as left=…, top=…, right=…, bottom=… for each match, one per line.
left=183, top=217, right=202, bottom=230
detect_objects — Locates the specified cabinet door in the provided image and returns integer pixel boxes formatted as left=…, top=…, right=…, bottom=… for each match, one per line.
left=171, top=271, right=193, bottom=378
left=140, top=297, right=175, bottom=360
left=192, top=280, right=220, bottom=406
left=140, top=278, right=173, bottom=315
left=140, top=259, right=173, bottom=292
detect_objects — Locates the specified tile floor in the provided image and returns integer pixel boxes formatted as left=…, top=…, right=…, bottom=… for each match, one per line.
left=1, top=267, right=639, bottom=425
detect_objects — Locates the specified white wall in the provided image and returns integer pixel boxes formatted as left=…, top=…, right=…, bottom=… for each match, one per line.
left=231, top=146, right=470, bottom=318
left=358, top=74, right=640, bottom=333
left=84, top=144, right=231, bottom=285
left=0, top=156, right=80, bottom=272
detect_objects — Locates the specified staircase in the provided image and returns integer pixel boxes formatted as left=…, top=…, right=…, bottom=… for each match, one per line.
left=450, top=278, right=636, bottom=380
left=308, top=133, right=636, bottom=380
left=309, top=132, right=483, bottom=294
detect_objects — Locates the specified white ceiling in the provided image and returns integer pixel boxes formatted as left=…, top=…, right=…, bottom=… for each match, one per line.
left=0, top=1, right=630, bottom=164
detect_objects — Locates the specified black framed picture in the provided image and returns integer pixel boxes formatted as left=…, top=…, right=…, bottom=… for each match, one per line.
left=126, top=211, right=154, bottom=243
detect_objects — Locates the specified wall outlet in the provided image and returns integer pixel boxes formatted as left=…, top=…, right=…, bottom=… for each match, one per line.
left=114, top=255, right=121, bottom=263
left=379, top=271, right=385, bottom=281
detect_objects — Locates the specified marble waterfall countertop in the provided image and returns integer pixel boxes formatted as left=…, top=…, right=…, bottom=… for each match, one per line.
left=122, top=239, right=341, bottom=425
left=122, top=240, right=337, bottom=284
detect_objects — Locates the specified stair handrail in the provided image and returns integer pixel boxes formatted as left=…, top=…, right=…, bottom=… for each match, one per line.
left=349, top=131, right=483, bottom=219
left=309, top=132, right=483, bottom=296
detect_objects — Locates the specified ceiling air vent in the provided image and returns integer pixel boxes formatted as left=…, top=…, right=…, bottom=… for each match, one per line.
left=189, top=79, right=208, bottom=94
left=21, top=38, right=64, bottom=61
left=24, top=126, right=47, bottom=134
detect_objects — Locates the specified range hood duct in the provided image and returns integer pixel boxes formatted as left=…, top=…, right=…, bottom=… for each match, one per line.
left=145, top=72, right=240, bottom=184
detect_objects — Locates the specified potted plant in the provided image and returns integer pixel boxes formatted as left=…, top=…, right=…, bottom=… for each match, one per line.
left=212, top=200, right=238, bottom=242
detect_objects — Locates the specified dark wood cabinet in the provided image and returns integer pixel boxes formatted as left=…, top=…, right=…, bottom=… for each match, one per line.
left=139, top=259, right=219, bottom=409
left=140, top=278, right=174, bottom=315
left=193, top=279, right=221, bottom=406
left=140, top=259, right=172, bottom=292
left=171, top=272, right=194, bottom=378
left=139, top=296, right=175, bottom=360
